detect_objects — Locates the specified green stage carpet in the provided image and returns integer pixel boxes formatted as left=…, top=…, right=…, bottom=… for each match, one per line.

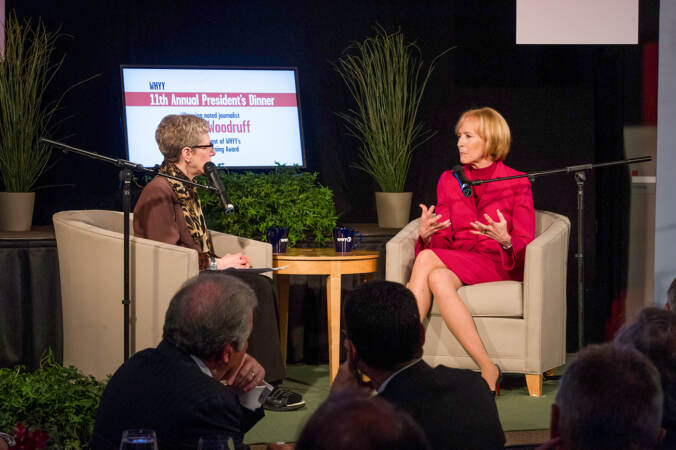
left=245, top=362, right=565, bottom=446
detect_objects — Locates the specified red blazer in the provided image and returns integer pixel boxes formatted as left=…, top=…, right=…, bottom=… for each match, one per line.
left=416, top=161, right=535, bottom=284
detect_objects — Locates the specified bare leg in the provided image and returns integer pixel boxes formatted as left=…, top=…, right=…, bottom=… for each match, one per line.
left=407, top=249, right=447, bottom=321
left=428, top=267, right=499, bottom=390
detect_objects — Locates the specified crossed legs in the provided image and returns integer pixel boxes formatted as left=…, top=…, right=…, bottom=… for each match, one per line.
left=407, top=249, right=499, bottom=390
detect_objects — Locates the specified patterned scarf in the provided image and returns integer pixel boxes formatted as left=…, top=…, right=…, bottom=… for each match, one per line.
left=159, top=161, right=215, bottom=255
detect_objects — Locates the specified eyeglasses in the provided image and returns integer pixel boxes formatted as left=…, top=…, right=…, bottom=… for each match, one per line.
left=190, top=144, right=214, bottom=150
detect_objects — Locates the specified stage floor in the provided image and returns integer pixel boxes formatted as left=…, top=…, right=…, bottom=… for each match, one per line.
left=244, top=359, right=569, bottom=446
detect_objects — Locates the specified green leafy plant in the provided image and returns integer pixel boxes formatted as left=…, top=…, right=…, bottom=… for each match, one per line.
left=198, top=166, right=339, bottom=246
left=0, top=351, right=106, bottom=449
left=334, top=25, right=450, bottom=192
left=0, top=12, right=96, bottom=192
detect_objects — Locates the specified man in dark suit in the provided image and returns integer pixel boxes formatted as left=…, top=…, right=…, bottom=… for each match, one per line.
left=91, top=272, right=269, bottom=450
left=332, top=280, right=505, bottom=450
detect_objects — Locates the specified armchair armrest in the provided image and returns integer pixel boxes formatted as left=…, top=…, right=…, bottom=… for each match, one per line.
left=523, top=211, right=571, bottom=371
left=210, top=230, right=273, bottom=278
left=386, top=218, right=421, bottom=284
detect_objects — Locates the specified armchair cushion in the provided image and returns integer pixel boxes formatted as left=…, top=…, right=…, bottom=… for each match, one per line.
left=438, top=281, right=524, bottom=317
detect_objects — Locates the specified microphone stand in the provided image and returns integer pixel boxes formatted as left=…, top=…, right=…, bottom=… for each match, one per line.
left=40, top=138, right=217, bottom=362
left=464, top=156, right=651, bottom=349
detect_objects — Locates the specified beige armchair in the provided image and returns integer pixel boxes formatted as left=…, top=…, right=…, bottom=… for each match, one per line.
left=53, top=209, right=272, bottom=380
left=386, top=210, right=570, bottom=397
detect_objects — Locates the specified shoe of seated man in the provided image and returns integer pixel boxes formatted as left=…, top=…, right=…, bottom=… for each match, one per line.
left=263, top=386, right=305, bottom=411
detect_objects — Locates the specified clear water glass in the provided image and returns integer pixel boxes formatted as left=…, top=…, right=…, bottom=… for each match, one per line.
left=119, top=429, right=158, bottom=450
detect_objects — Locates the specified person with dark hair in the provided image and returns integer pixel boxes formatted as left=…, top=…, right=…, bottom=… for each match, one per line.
left=92, top=272, right=269, bottom=450
left=333, top=280, right=505, bottom=450
left=539, top=343, right=665, bottom=450
left=293, top=392, right=430, bottom=450
left=615, top=308, right=676, bottom=449
left=133, top=113, right=301, bottom=408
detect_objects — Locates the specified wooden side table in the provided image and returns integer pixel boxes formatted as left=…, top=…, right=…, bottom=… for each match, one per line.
left=273, top=248, right=379, bottom=382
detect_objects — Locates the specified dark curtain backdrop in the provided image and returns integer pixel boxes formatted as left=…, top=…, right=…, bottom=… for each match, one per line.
left=7, top=0, right=648, bottom=350
left=593, top=49, right=632, bottom=343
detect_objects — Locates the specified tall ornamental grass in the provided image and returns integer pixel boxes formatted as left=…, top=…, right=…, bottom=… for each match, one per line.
left=334, top=26, right=449, bottom=193
left=0, top=13, right=91, bottom=192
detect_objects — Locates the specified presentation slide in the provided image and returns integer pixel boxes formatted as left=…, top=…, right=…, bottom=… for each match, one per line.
left=121, top=67, right=305, bottom=168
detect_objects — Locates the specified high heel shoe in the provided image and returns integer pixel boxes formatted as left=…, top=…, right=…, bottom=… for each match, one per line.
left=490, top=365, right=503, bottom=399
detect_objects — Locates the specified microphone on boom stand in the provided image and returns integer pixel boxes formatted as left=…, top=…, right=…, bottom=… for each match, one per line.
left=204, top=162, right=234, bottom=214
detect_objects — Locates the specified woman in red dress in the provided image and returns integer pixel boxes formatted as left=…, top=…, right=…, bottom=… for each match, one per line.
left=408, top=107, right=535, bottom=393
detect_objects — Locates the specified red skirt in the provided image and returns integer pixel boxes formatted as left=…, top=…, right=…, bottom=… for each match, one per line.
left=430, top=248, right=515, bottom=286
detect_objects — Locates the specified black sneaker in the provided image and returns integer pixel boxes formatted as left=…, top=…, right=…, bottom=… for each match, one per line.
left=263, top=387, right=305, bottom=411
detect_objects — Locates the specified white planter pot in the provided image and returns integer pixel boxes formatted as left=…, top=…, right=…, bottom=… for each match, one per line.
left=375, top=192, right=412, bottom=228
left=0, top=192, right=36, bottom=231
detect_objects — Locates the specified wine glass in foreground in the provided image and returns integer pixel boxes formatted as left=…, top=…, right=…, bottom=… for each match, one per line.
left=119, top=429, right=158, bottom=450
left=198, top=435, right=233, bottom=450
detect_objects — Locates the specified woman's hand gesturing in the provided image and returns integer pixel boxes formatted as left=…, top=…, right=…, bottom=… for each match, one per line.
left=418, top=204, right=451, bottom=245
left=470, top=209, right=512, bottom=248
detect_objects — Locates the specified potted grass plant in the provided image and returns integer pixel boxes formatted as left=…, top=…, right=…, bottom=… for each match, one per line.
left=0, top=13, right=89, bottom=231
left=334, top=26, right=448, bottom=228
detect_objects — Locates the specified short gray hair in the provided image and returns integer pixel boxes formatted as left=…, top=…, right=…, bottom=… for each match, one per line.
left=155, top=114, right=209, bottom=163
left=163, top=272, right=257, bottom=358
left=555, top=343, right=663, bottom=450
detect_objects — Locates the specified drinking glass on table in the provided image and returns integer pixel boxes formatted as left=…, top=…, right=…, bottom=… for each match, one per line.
left=198, top=435, right=233, bottom=450
left=119, top=429, right=158, bottom=450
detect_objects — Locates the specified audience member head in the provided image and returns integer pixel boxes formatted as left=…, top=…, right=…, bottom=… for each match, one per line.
left=667, top=278, right=676, bottom=311
left=455, top=107, right=511, bottom=161
left=295, top=392, right=430, bottom=450
left=163, top=272, right=257, bottom=359
left=615, top=307, right=676, bottom=387
left=552, top=343, right=664, bottom=450
left=155, top=114, right=209, bottom=162
left=343, top=281, right=423, bottom=371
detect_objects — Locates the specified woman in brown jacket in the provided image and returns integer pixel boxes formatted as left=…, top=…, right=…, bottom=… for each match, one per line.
left=133, top=114, right=291, bottom=395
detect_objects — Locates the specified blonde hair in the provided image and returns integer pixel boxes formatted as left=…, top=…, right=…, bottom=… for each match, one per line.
left=155, top=114, right=209, bottom=162
left=455, top=107, right=511, bottom=161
